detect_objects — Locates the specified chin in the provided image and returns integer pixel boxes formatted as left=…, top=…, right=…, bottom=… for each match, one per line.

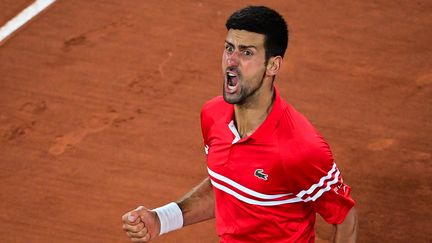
left=223, top=93, right=238, bottom=104
left=223, top=93, right=245, bottom=105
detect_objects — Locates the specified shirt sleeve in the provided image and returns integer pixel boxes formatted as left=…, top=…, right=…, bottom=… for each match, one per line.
left=200, top=106, right=212, bottom=155
left=289, top=133, right=355, bottom=224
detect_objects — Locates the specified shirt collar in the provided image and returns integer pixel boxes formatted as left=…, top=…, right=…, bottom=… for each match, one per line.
left=226, top=87, right=287, bottom=144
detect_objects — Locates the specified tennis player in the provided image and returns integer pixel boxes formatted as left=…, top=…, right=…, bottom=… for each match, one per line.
left=122, top=5, right=357, bottom=243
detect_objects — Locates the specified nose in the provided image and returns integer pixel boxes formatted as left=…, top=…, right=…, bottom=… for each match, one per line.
left=226, top=51, right=240, bottom=67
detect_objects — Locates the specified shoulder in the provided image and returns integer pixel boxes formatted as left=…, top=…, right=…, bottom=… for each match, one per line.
left=279, top=103, right=334, bottom=170
left=277, top=103, right=319, bottom=147
left=202, top=96, right=226, bottom=112
left=201, top=96, right=230, bottom=120
left=282, top=104, right=316, bottom=133
left=200, top=96, right=231, bottom=131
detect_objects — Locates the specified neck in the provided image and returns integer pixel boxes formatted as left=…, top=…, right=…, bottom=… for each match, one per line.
left=234, top=84, right=275, bottom=138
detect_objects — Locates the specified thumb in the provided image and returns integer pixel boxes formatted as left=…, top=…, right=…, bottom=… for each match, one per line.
left=128, top=206, right=144, bottom=223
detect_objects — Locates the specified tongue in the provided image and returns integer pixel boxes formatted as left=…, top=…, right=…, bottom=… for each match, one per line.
left=229, top=76, right=239, bottom=86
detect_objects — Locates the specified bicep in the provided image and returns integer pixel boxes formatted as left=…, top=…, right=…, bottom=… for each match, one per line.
left=287, top=146, right=355, bottom=224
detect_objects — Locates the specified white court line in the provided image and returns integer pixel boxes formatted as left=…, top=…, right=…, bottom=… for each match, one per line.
left=0, top=0, right=57, bottom=43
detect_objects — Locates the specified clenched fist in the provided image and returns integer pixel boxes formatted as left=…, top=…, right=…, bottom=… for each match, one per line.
left=122, top=206, right=161, bottom=242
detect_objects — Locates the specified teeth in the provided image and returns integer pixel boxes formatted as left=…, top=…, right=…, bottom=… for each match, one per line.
left=227, top=72, right=236, bottom=77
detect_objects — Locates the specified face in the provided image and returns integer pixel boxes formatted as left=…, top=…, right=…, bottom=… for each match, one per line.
left=222, top=29, right=268, bottom=105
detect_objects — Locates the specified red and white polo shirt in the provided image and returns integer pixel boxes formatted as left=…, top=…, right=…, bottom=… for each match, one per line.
left=200, top=88, right=355, bottom=243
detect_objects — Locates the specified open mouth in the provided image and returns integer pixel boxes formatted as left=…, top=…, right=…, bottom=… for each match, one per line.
left=225, top=70, right=239, bottom=93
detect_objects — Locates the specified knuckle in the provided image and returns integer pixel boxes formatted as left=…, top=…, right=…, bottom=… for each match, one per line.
left=138, top=228, right=149, bottom=237
left=134, top=222, right=144, bottom=231
left=129, top=226, right=138, bottom=233
left=123, top=225, right=134, bottom=232
left=136, top=224, right=146, bottom=233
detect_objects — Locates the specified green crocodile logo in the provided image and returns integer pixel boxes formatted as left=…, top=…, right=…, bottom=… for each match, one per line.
left=254, top=169, right=268, bottom=181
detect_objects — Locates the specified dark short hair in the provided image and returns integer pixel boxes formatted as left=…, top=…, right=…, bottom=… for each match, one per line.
left=225, top=6, right=289, bottom=60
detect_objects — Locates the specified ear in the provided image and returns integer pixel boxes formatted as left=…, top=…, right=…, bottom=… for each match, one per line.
left=266, top=56, right=283, bottom=76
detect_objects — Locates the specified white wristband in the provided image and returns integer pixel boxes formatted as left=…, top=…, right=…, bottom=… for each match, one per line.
left=153, top=202, right=183, bottom=235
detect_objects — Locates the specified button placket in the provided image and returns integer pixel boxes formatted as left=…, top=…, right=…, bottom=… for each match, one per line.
left=228, top=120, right=241, bottom=144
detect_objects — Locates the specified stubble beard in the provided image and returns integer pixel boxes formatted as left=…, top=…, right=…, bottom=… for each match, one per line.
left=224, top=89, right=246, bottom=105
left=223, top=72, right=266, bottom=106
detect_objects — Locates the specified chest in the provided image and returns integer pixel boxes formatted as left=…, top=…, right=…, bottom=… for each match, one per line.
left=206, top=129, right=293, bottom=196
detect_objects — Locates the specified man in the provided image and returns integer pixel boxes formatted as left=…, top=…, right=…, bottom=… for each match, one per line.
left=122, top=6, right=357, bottom=243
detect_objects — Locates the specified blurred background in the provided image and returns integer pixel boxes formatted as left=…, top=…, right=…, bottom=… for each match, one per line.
left=0, top=1, right=431, bottom=242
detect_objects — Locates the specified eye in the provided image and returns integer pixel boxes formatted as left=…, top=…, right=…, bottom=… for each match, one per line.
left=242, top=50, right=254, bottom=56
left=225, top=45, right=234, bottom=53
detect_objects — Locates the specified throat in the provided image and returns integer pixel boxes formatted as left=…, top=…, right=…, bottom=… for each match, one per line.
left=234, top=103, right=273, bottom=138
left=233, top=85, right=275, bottom=138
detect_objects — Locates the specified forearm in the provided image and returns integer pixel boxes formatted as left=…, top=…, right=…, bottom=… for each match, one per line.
left=176, top=177, right=215, bottom=226
left=333, top=207, right=358, bottom=243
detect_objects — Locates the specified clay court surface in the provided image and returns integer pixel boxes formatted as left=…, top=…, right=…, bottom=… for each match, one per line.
left=0, top=1, right=431, bottom=242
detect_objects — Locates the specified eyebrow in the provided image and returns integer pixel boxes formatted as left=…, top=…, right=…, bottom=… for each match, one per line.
left=225, top=40, right=257, bottom=50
